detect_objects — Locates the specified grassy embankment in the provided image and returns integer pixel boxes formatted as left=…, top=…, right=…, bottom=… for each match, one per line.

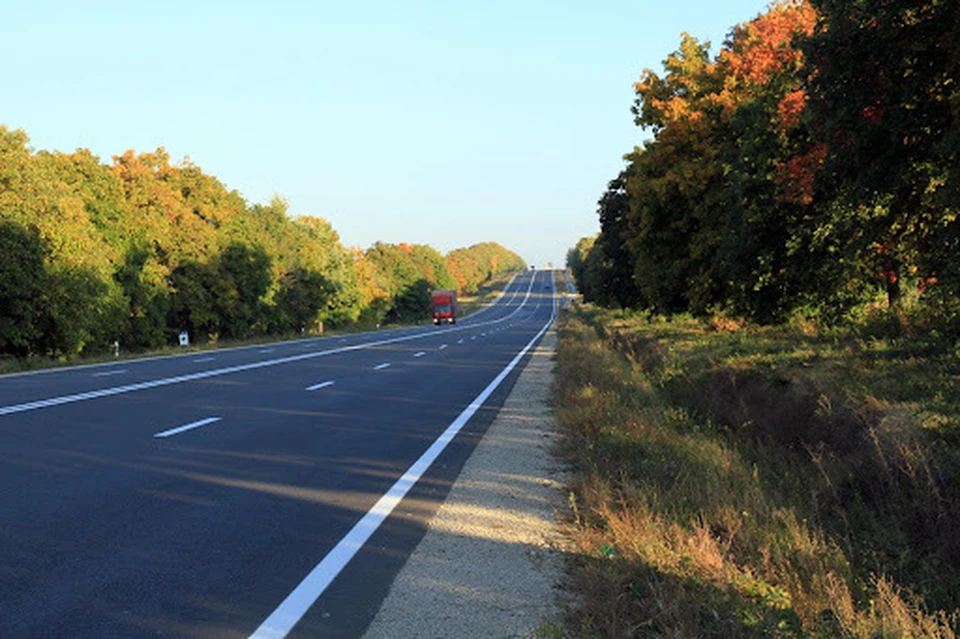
left=0, top=272, right=517, bottom=376
left=553, top=302, right=960, bottom=637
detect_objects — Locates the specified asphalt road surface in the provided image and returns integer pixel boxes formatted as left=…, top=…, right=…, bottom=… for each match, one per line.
left=1, top=269, right=557, bottom=638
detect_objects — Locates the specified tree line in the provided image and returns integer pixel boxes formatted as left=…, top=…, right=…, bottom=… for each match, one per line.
left=0, top=127, right=524, bottom=359
left=570, top=0, right=959, bottom=330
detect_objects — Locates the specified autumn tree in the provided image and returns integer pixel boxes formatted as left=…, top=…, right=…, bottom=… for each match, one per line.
left=803, top=0, right=959, bottom=306
left=624, top=1, right=826, bottom=320
left=445, top=242, right=525, bottom=294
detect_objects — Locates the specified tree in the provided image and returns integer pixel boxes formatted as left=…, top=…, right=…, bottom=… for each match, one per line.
left=216, top=242, right=273, bottom=339
left=114, top=246, right=171, bottom=349
left=0, top=222, right=46, bottom=356
left=275, top=268, right=332, bottom=333
left=595, top=170, right=643, bottom=308
left=168, top=260, right=227, bottom=342
left=622, top=2, right=825, bottom=320
left=803, top=0, right=959, bottom=305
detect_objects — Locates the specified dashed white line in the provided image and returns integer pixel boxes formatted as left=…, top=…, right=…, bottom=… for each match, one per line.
left=457, top=339, right=464, bottom=344
left=153, top=417, right=221, bottom=439
left=374, top=363, right=391, bottom=370
left=0, top=273, right=540, bottom=417
left=413, top=352, right=426, bottom=358
left=259, top=348, right=275, bottom=353
left=306, top=381, right=335, bottom=391
left=439, top=344, right=447, bottom=350
left=92, top=369, right=127, bottom=378
left=193, top=357, right=215, bottom=363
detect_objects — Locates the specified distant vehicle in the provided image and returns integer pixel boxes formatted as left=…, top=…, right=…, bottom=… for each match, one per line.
left=431, top=289, right=457, bottom=324
left=529, top=265, right=535, bottom=270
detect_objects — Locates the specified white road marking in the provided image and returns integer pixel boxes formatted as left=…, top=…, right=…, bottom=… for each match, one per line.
left=305, top=381, right=335, bottom=391
left=374, top=363, right=391, bottom=370
left=0, top=274, right=540, bottom=417
left=153, top=417, right=221, bottom=439
left=457, top=339, right=464, bottom=344
left=249, top=283, right=558, bottom=639
left=193, top=357, right=215, bottom=363
left=259, top=348, right=275, bottom=353
left=439, top=344, right=447, bottom=350
left=92, top=369, right=127, bottom=378
left=413, top=352, right=426, bottom=358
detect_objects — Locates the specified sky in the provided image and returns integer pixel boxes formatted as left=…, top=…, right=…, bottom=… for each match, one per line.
left=4, top=0, right=774, bottom=269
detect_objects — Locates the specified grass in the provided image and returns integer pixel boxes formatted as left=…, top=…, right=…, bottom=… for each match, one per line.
left=552, top=303, right=960, bottom=637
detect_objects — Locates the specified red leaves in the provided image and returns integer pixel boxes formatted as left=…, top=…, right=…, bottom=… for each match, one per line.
left=776, top=143, right=827, bottom=204
left=862, top=105, right=884, bottom=124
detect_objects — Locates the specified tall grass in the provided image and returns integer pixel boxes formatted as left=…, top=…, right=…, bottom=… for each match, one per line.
left=553, top=305, right=958, bottom=637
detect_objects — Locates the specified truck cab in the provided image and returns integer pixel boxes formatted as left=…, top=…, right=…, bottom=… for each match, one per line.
left=431, top=290, right=457, bottom=324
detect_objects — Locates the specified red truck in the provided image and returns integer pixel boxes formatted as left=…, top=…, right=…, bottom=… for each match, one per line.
left=431, top=289, right=457, bottom=325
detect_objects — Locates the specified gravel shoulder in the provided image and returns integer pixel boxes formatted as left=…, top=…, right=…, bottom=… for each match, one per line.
left=362, top=328, right=566, bottom=638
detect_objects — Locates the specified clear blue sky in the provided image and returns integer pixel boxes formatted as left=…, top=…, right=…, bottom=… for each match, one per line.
left=5, top=0, right=773, bottom=268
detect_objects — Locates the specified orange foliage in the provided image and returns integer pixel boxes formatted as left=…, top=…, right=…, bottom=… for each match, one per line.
left=778, top=89, right=808, bottom=132
left=350, top=246, right=388, bottom=306
left=715, top=1, right=817, bottom=117
left=635, top=3, right=817, bottom=131
left=719, top=1, right=815, bottom=84
left=776, top=143, right=827, bottom=204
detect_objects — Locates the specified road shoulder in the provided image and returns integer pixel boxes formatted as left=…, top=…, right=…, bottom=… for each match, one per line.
left=362, top=329, right=566, bottom=638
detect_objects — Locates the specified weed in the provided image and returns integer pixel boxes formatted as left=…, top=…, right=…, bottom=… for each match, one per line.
left=553, top=304, right=958, bottom=637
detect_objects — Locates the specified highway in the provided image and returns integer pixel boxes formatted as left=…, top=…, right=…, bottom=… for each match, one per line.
left=0, top=269, right=557, bottom=638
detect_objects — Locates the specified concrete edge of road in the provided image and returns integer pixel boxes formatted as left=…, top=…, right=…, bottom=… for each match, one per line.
left=362, top=325, right=569, bottom=638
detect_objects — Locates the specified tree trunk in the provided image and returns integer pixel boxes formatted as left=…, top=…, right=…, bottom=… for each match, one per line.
left=883, top=254, right=901, bottom=307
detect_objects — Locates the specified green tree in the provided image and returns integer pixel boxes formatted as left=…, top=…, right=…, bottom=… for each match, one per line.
left=114, top=246, right=171, bottom=349
left=595, top=170, right=643, bottom=308
left=275, top=268, right=332, bottom=333
left=0, top=222, right=46, bottom=356
left=216, top=242, right=273, bottom=339
left=35, top=265, right=107, bottom=359
left=169, top=260, right=228, bottom=342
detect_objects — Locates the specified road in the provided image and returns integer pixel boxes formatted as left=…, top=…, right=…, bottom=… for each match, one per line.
left=0, top=269, right=557, bottom=638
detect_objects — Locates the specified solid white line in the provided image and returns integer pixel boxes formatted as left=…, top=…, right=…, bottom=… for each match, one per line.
left=249, top=281, right=557, bottom=639
left=0, top=274, right=539, bottom=418
left=305, top=381, right=335, bottom=391
left=153, top=417, right=221, bottom=439
left=374, top=363, right=391, bottom=370
left=413, top=352, right=426, bottom=358
left=92, top=369, right=127, bottom=377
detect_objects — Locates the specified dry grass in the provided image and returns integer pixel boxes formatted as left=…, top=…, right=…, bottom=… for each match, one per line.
left=552, top=305, right=958, bottom=637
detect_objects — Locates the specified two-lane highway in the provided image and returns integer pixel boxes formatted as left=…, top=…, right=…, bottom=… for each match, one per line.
left=1, top=269, right=557, bottom=637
